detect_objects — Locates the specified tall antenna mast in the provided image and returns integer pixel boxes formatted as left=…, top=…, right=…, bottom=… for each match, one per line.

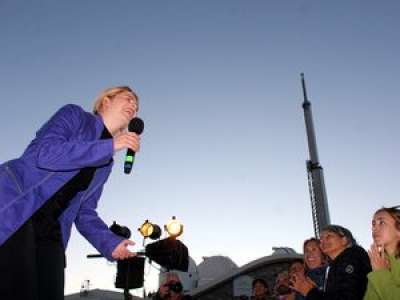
left=301, top=73, right=331, bottom=238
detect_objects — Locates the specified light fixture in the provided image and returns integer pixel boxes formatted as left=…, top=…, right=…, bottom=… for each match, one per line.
left=164, top=216, right=183, bottom=238
left=138, top=220, right=161, bottom=240
left=110, top=221, right=131, bottom=239
left=145, top=237, right=189, bottom=271
left=87, top=219, right=190, bottom=294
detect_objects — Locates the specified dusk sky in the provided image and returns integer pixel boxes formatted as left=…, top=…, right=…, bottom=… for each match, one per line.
left=1, top=0, right=399, bottom=295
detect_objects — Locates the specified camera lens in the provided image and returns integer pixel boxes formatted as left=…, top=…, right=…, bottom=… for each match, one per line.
left=168, top=282, right=183, bottom=293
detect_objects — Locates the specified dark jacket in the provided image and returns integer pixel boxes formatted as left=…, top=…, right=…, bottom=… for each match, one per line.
left=307, top=265, right=327, bottom=291
left=306, top=245, right=372, bottom=300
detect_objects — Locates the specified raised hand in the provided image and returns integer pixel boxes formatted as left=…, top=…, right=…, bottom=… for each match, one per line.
left=368, top=243, right=389, bottom=271
left=113, top=132, right=140, bottom=153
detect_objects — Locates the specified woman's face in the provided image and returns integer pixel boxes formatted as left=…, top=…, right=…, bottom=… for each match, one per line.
left=319, top=230, right=348, bottom=259
left=372, top=211, right=400, bottom=251
left=304, top=241, right=324, bottom=269
left=103, top=91, right=138, bottom=127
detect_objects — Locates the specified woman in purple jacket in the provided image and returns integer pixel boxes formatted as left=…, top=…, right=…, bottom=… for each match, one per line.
left=0, top=86, right=141, bottom=300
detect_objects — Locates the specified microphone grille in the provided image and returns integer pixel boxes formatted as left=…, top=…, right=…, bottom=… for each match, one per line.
left=128, top=117, right=144, bottom=134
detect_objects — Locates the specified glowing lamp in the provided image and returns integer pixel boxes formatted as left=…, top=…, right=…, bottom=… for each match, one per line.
left=138, top=220, right=161, bottom=240
left=164, top=216, right=183, bottom=238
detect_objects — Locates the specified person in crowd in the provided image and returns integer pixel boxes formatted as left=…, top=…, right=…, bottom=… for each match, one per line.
left=303, top=238, right=328, bottom=291
left=363, top=206, right=400, bottom=299
left=289, top=259, right=305, bottom=276
left=289, top=225, right=371, bottom=299
left=274, top=270, right=295, bottom=300
left=252, top=278, right=273, bottom=300
left=289, top=259, right=306, bottom=300
left=289, top=239, right=328, bottom=300
left=153, top=272, right=192, bottom=300
left=0, top=86, right=141, bottom=300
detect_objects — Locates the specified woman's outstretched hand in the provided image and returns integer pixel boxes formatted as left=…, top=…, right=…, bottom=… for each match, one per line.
left=112, top=239, right=136, bottom=260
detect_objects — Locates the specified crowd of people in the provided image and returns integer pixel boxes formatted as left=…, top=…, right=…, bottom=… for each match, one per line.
left=150, top=206, right=399, bottom=300
left=249, top=206, right=400, bottom=300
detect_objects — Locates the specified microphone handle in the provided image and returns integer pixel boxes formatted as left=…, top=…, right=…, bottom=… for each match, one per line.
left=124, top=148, right=136, bottom=174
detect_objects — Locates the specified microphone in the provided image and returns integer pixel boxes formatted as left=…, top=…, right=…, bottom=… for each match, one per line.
left=124, top=117, right=144, bottom=174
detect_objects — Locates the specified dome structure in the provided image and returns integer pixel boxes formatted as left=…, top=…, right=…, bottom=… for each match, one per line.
left=197, top=255, right=239, bottom=287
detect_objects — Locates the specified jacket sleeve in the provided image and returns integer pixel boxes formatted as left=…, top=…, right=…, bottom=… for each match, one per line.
left=74, top=186, right=123, bottom=261
left=363, top=256, right=400, bottom=300
left=363, top=279, right=382, bottom=300
left=34, top=104, right=114, bottom=171
left=306, top=252, right=369, bottom=300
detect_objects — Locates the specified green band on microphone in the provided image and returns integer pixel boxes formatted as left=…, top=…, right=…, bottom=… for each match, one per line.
left=126, top=156, right=134, bottom=163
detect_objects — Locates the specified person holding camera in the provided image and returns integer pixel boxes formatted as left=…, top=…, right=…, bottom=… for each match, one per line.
left=153, top=272, right=192, bottom=300
left=274, top=271, right=295, bottom=300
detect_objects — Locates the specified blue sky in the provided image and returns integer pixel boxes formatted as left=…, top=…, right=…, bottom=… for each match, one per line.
left=1, top=0, right=399, bottom=295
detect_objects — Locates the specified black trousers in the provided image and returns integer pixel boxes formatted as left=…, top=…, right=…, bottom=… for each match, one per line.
left=0, top=220, right=65, bottom=300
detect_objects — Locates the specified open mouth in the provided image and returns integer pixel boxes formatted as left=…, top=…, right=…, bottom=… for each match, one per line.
left=305, top=255, right=319, bottom=266
left=306, top=256, right=316, bottom=263
left=124, top=108, right=134, bottom=118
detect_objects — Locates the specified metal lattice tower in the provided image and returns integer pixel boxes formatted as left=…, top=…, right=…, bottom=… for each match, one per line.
left=301, top=73, right=331, bottom=238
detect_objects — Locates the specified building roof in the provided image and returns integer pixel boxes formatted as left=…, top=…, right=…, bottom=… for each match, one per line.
left=191, top=252, right=302, bottom=297
left=65, top=289, right=143, bottom=300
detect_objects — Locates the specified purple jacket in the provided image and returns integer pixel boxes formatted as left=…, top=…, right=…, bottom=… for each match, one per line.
left=0, top=104, right=123, bottom=260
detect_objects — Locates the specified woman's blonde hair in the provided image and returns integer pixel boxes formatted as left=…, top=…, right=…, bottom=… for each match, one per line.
left=93, top=86, right=139, bottom=113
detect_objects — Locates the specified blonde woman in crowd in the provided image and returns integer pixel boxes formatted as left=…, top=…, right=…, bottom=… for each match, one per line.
left=303, top=238, right=327, bottom=292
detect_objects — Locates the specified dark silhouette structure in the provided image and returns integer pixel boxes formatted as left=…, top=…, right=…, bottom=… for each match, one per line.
left=301, top=73, right=331, bottom=237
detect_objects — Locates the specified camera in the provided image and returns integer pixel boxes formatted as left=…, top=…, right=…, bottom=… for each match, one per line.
left=166, top=281, right=183, bottom=293
left=275, top=284, right=291, bottom=295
